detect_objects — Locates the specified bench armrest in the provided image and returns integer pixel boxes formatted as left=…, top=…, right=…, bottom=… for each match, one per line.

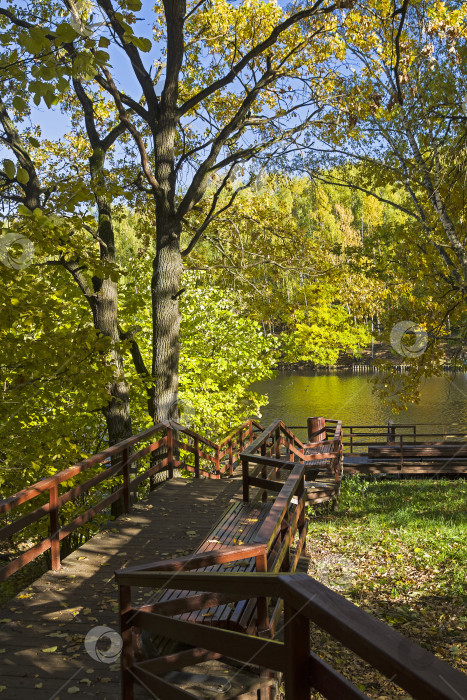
left=117, top=543, right=267, bottom=575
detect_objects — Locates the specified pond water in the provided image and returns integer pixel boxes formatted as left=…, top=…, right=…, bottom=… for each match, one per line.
left=250, top=371, right=467, bottom=437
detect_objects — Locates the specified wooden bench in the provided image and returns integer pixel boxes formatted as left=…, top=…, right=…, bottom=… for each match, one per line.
left=152, top=500, right=276, bottom=636
left=123, top=461, right=308, bottom=663
left=368, top=443, right=467, bottom=459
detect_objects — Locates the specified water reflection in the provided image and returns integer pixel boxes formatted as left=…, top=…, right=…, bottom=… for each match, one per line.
left=250, top=371, right=467, bottom=435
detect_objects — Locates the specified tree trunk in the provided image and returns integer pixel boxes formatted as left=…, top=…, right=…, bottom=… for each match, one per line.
left=89, top=148, right=134, bottom=510
left=148, top=215, right=183, bottom=487
left=150, top=223, right=183, bottom=423
left=92, top=279, right=133, bottom=446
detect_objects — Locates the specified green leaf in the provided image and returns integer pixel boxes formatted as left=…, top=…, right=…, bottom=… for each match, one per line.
left=16, top=168, right=30, bottom=185
left=55, top=22, right=79, bottom=43
left=94, top=50, right=110, bottom=65
left=3, top=159, right=15, bottom=180
left=126, top=0, right=142, bottom=10
left=12, top=95, right=27, bottom=112
left=133, top=36, right=152, bottom=52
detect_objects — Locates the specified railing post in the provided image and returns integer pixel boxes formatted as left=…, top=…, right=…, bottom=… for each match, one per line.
left=283, top=597, right=310, bottom=700
left=275, top=427, right=281, bottom=460
left=119, top=583, right=134, bottom=700
left=307, top=417, right=325, bottom=443
left=350, top=425, right=353, bottom=454
left=261, top=443, right=268, bottom=503
left=228, top=440, right=233, bottom=476
left=167, top=426, right=174, bottom=479
left=280, top=509, right=290, bottom=571
left=387, top=419, right=395, bottom=444
left=255, top=551, right=269, bottom=634
left=215, top=447, right=221, bottom=479
left=248, top=420, right=253, bottom=444
left=49, top=485, right=60, bottom=571
left=298, top=479, right=306, bottom=540
left=400, top=434, right=404, bottom=471
left=242, top=456, right=249, bottom=502
left=194, top=437, right=200, bottom=478
left=122, top=447, right=130, bottom=514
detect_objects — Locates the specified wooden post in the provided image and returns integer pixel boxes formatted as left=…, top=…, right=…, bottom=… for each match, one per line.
left=242, top=457, right=249, bottom=502
left=350, top=425, right=353, bottom=454
left=307, top=417, right=325, bottom=443
left=298, top=481, right=306, bottom=541
left=215, top=447, right=221, bottom=479
left=248, top=420, right=253, bottom=444
left=261, top=443, right=268, bottom=503
left=228, top=441, right=233, bottom=476
left=194, top=438, right=200, bottom=478
left=275, top=427, right=281, bottom=459
left=400, top=434, right=404, bottom=471
left=283, top=599, right=310, bottom=700
left=122, top=447, right=130, bottom=514
left=167, top=426, right=174, bottom=479
left=280, top=509, right=290, bottom=572
left=120, top=583, right=134, bottom=700
left=387, top=419, right=395, bottom=444
left=255, top=552, right=269, bottom=634
left=49, top=485, right=60, bottom=571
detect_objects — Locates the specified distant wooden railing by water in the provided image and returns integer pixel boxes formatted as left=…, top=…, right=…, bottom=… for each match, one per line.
left=287, top=419, right=467, bottom=474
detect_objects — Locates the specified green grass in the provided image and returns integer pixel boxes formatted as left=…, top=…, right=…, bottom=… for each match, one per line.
left=305, top=478, right=467, bottom=696
left=312, top=476, right=467, bottom=598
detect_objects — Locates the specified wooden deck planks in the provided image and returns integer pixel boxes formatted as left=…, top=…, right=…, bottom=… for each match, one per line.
left=0, top=476, right=242, bottom=700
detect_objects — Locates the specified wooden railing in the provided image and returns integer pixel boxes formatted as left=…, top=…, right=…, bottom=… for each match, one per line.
left=287, top=420, right=467, bottom=463
left=113, top=421, right=467, bottom=699
left=115, top=567, right=467, bottom=700
left=0, top=418, right=263, bottom=582
left=171, top=418, right=263, bottom=477
left=240, top=419, right=342, bottom=504
left=343, top=423, right=467, bottom=456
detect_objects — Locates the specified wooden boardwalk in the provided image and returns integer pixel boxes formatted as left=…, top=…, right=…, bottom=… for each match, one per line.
left=0, top=476, right=241, bottom=699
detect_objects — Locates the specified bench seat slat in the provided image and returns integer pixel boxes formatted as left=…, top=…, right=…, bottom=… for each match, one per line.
left=153, top=501, right=275, bottom=631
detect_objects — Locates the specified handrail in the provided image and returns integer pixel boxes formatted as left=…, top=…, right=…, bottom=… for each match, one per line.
left=218, top=418, right=259, bottom=447
left=117, top=543, right=268, bottom=576
left=169, top=420, right=219, bottom=450
left=116, top=570, right=467, bottom=700
left=0, top=417, right=263, bottom=581
left=284, top=574, right=467, bottom=700
left=0, top=423, right=170, bottom=514
left=242, top=418, right=283, bottom=455
left=240, top=418, right=343, bottom=504
left=254, top=462, right=305, bottom=550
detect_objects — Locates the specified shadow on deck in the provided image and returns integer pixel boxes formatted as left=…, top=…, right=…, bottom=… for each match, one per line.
left=0, top=476, right=241, bottom=699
